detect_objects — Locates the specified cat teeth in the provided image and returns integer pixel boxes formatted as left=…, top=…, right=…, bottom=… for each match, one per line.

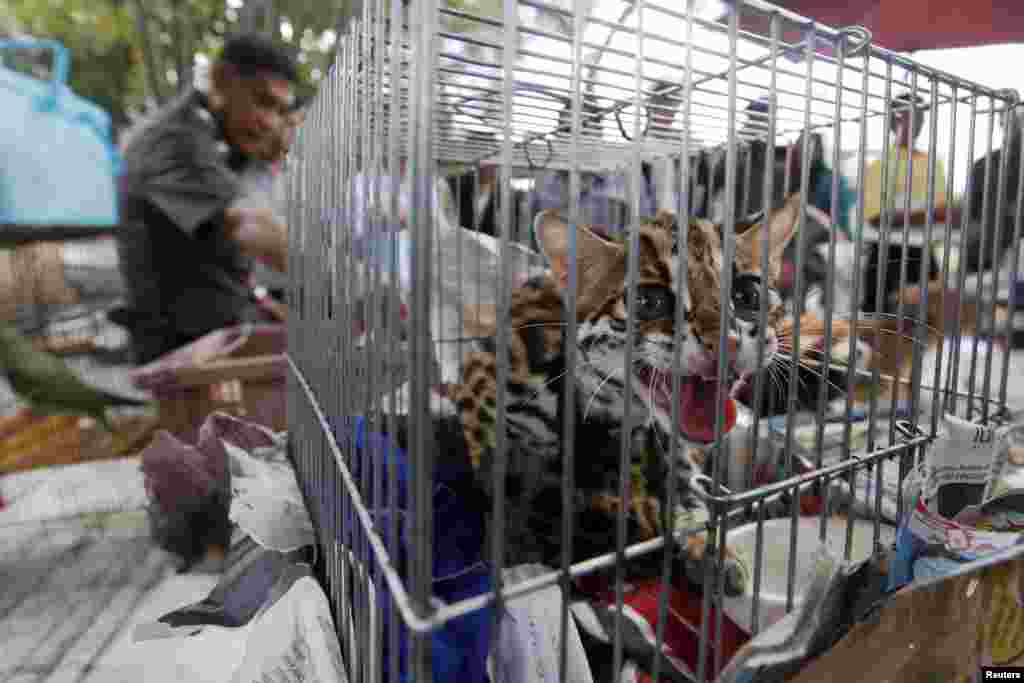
left=729, top=372, right=754, bottom=398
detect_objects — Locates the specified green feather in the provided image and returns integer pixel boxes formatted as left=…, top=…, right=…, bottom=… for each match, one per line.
left=0, top=324, right=149, bottom=432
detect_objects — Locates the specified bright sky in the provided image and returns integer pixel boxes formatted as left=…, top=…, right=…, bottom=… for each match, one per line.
left=438, top=0, right=1024, bottom=194
left=892, top=43, right=1024, bottom=196
left=194, top=0, right=1023, bottom=197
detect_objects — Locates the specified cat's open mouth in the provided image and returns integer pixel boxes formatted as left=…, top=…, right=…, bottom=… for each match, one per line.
left=730, top=372, right=756, bottom=404
left=638, top=367, right=738, bottom=444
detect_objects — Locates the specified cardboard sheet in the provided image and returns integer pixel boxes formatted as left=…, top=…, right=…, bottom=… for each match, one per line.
left=789, top=545, right=1024, bottom=683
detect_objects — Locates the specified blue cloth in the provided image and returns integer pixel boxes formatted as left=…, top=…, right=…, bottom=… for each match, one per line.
left=911, top=555, right=965, bottom=584
left=328, top=416, right=493, bottom=683
left=0, top=42, right=120, bottom=228
left=886, top=505, right=926, bottom=592
left=809, top=160, right=857, bottom=240
left=887, top=490, right=1024, bottom=592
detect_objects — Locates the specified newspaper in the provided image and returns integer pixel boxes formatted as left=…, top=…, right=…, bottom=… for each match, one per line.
left=902, top=497, right=1021, bottom=562
left=955, top=421, right=1024, bottom=532
left=894, top=414, right=1024, bottom=571
left=984, top=423, right=1024, bottom=509
left=924, top=413, right=993, bottom=518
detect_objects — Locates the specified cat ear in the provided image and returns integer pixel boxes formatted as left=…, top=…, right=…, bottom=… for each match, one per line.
left=735, top=193, right=802, bottom=283
left=533, top=209, right=621, bottom=291
left=650, top=210, right=677, bottom=236
left=464, top=302, right=497, bottom=338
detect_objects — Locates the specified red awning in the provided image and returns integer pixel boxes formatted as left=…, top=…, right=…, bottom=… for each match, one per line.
left=765, top=1, right=1024, bottom=53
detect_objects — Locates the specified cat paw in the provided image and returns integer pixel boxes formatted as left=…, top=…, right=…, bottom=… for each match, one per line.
left=589, top=493, right=662, bottom=541
left=682, top=535, right=748, bottom=597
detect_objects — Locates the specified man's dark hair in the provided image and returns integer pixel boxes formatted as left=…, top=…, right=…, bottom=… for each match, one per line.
left=890, top=91, right=926, bottom=139
left=219, top=33, right=299, bottom=83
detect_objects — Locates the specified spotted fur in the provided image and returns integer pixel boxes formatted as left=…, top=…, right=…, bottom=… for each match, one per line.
left=445, top=194, right=813, bottom=594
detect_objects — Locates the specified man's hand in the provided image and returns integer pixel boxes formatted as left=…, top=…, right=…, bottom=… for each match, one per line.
left=224, top=206, right=288, bottom=273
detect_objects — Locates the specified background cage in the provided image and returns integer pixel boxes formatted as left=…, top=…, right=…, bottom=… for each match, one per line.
left=285, top=0, right=1023, bottom=681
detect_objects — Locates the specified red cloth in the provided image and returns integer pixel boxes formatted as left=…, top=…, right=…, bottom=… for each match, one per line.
left=576, top=573, right=751, bottom=681
left=740, top=1, right=1024, bottom=53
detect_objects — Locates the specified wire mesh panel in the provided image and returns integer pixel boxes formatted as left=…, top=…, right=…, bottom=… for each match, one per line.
left=286, top=0, right=1022, bottom=680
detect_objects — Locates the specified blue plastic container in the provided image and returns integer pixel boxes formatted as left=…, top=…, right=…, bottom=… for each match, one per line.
left=0, top=39, right=119, bottom=228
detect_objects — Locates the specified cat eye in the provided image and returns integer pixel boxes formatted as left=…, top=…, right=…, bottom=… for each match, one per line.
left=631, top=285, right=675, bottom=321
left=731, top=274, right=763, bottom=317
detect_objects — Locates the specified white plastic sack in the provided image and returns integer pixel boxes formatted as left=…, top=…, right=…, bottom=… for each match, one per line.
left=349, top=171, right=549, bottom=384
left=225, top=440, right=316, bottom=555
left=229, top=575, right=350, bottom=683
left=494, top=564, right=594, bottom=683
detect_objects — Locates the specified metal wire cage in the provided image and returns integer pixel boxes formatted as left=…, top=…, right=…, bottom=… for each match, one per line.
left=286, top=0, right=1023, bottom=681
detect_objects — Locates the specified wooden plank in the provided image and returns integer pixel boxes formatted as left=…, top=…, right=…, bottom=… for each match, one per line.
left=164, top=354, right=288, bottom=387
left=0, top=225, right=116, bottom=246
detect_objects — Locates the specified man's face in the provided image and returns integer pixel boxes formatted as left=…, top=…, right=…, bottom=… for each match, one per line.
left=258, top=107, right=305, bottom=162
left=217, top=67, right=294, bottom=158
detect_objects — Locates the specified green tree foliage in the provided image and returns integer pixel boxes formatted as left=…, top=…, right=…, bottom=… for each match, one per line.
left=3, top=0, right=344, bottom=136
left=2, top=0, right=567, bottom=138
left=3, top=0, right=145, bottom=132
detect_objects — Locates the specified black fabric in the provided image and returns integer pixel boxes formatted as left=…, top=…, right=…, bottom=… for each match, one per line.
left=861, top=242, right=939, bottom=316
left=116, top=90, right=263, bottom=363
left=148, top=486, right=233, bottom=573
left=448, top=173, right=526, bottom=238
left=158, top=537, right=314, bottom=629
left=692, top=151, right=711, bottom=218
left=964, top=127, right=1021, bottom=275
left=450, top=173, right=497, bottom=236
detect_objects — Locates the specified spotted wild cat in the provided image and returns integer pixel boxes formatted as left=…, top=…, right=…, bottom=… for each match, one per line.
left=447, top=193, right=814, bottom=597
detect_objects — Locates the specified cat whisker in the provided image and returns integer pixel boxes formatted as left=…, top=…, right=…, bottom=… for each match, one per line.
left=796, top=356, right=858, bottom=374
left=583, top=368, right=622, bottom=423
left=798, top=358, right=870, bottom=382
left=524, top=367, right=572, bottom=403
left=777, top=322, right=937, bottom=358
left=774, top=356, right=852, bottom=397
left=763, top=366, right=789, bottom=409
left=757, top=361, right=782, bottom=396
left=753, top=362, right=790, bottom=413
left=631, top=357, right=659, bottom=427
left=813, top=310, right=946, bottom=339
left=776, top=341, right=824, bottom=358
left=524, top=356, right=606, bottom=403
left=646, top=367, right=659, bottom=429
left=779, top=329, right=932, bottom=350
left=772, top=356, right=816, bottom=397
left=770, top=356, right=811, bottom=397
left=770, top=363, right=789, bottom=397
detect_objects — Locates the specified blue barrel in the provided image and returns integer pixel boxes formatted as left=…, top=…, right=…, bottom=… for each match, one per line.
left=0, top=39, right=119, bottom=229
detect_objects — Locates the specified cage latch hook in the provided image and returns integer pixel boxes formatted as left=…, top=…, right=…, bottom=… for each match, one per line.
left=836, top=26, right=872, bottom=59
left=894, top=420, right=926, bottom=441
left=995, top=88, right=1021, bottom=105
left=524, top=136, right=555, bottom=171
